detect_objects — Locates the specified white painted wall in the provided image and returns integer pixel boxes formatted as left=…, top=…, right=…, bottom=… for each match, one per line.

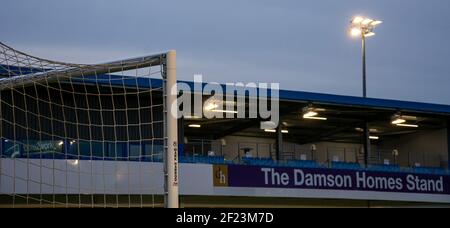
left=2, top=159, right=449, bottom=204
left=0, top=158, right=164, bottom=195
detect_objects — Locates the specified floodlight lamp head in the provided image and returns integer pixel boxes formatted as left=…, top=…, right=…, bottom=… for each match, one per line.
left=352, top=16, right=364, bottom=24
left=349, top=16, right=382, bottom=38
left=350, top=27, right=362, bottom=37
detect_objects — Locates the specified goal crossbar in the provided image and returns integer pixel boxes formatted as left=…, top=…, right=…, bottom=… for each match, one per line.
left=0, top=46, right=167, bottom=90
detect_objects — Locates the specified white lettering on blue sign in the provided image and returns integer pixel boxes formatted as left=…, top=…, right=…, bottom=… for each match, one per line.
left=260, top=168, right=445, bottom=193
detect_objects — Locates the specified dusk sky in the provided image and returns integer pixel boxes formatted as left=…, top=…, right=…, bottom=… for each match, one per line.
left=1, top=0, right=450, bottom=104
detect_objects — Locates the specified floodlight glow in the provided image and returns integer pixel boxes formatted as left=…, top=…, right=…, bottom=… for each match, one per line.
left=188, top=124, right=201, bottom=128
left=350, top=28, right=362, bottom=37
left=302, top=105, right=326, bottom=120
left=223, top=101, right=237, bottom=105
left=211, top=109, right=238, bottom=114
left=369, top=136, right=379, bottom=140
left=349, top=16, right=382, bottom=39
left=303, top=111, right=318, bottom=118
left=355, top=128, right=379, bottom=133
left=68, top=160, right=79, bottom=166
left=185, top=115, right=201, bottom=119
left=303, top=116, right=327, bottom=121
left=264, top=129, right=289, bottom=134
left=371, top=20, right=383, bottom=26
left=391, top=116, right=406, bottom=124
left=364, top=32, right=376, bottom=37
left=396, top=123, right=419, bottom=128
left=204, top=103, right=219, bottom=111
left=352, top=17, right=364, bottom=24
left=362, top=18, right=374, bottom=25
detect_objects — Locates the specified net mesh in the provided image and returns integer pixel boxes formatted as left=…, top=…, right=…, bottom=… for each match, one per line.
left=0, top=42, right=169, bottom=207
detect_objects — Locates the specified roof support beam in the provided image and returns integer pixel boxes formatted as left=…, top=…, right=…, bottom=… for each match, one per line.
left=363, top=121, right=371, bottom=168
left=275, top=123, right=283, bottom=161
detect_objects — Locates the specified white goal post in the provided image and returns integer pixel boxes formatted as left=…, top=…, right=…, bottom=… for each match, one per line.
left=163, top=50, right=179, bottom=208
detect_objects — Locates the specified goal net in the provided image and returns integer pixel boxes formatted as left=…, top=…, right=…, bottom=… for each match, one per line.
left=0, top=42, right=178, bottom=208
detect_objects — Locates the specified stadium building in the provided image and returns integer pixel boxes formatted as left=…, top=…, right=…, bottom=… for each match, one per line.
left=0, top=42, right=449, bottom=207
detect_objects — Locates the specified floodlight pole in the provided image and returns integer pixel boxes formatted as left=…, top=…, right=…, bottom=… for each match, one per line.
left=165, top=50, right=179, bottom=208
left=362, top=34, right=367, bottom=98
left=351, top=17, right=382, bottom=168
left=361, top=34, right=371, bottom=167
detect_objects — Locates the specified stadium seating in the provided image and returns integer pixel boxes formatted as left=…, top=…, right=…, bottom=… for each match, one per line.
left=285, top=160, right=321, bottom=168
left=331, top=161, right=362, bottom=170
left=168, top=155, right=450, bottom=176
left=413, top=166, right=448, bottom=175
left=368, top=164, right=402, bottom=173
left=179, top=155, right=229, bottom=165
left=242, top=157, right=276, bottom=166
left=7, top=139, right=448, bottom=176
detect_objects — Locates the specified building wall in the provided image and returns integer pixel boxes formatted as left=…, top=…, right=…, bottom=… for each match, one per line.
left=197, top=129, right=448, bottom=169
left=220, top=136, right=275, bottom=161
left=378, top=129, right=448, bottom=168
left=2, top=159, right=450, bottom=206
left=219, top=135, right=368, bottom=163
left=289, top=141, right=375, bottom=164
